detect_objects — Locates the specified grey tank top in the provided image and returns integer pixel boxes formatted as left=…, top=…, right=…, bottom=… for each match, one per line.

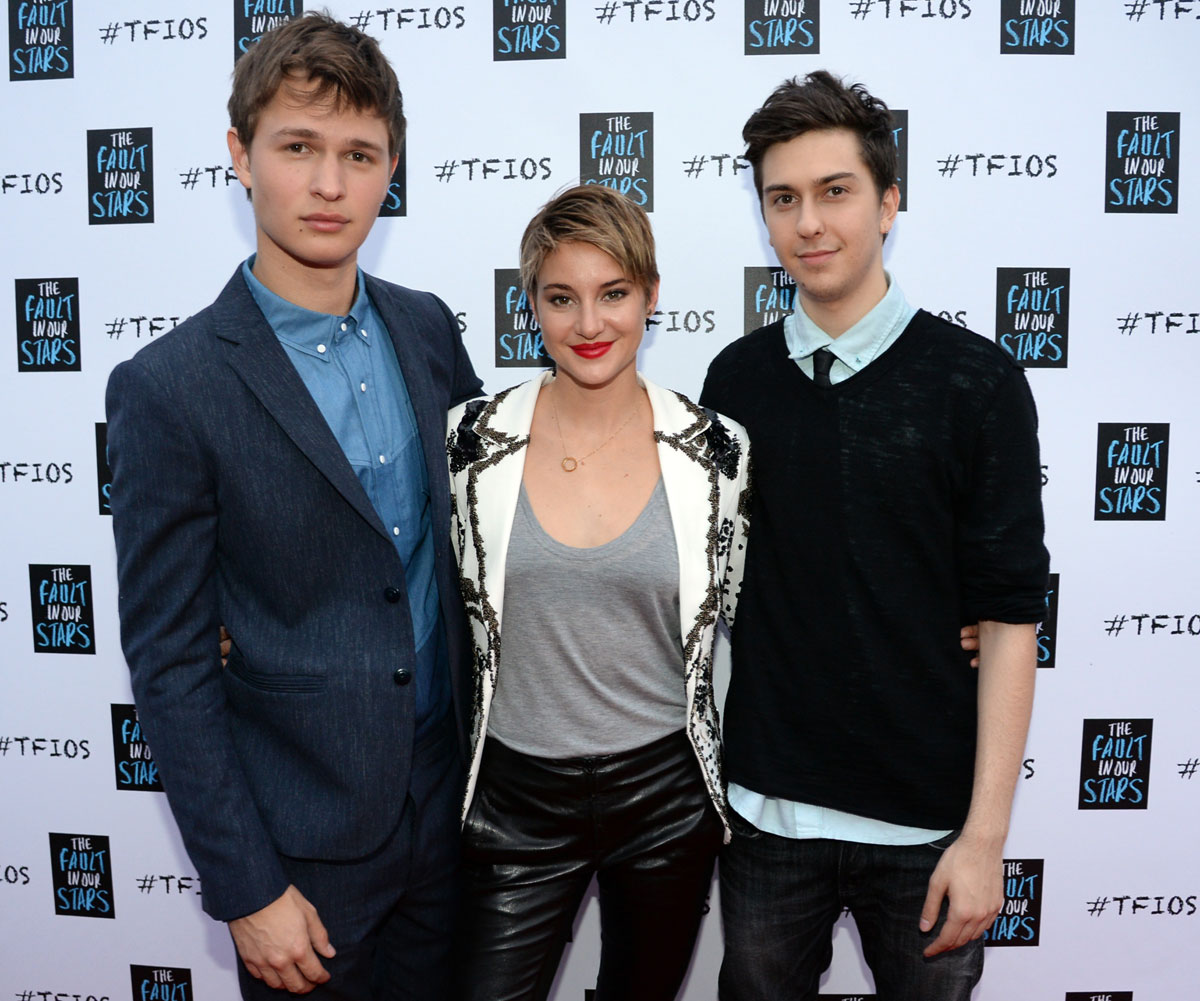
left=487, top=477, right=688, bottom=758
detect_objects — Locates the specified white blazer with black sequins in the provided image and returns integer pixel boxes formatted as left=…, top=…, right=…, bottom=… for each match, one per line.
left=446, top=373, right=752, bottom=840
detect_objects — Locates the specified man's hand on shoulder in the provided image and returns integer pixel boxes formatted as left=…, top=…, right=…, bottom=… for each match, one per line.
left=229, top=884, right=336, bottom=993
left=918, top=831, right=1003, bottom=957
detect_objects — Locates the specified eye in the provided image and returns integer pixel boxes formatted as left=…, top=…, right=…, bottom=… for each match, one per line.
left=348, top=150, right=371, bottom=163
left=603, top=288, right=629, bottom=301
left=548, top=294, right=573, bottom=307
left=286, top=142, right=310, bottom=154
left=826, top=185, right=847, bottom=197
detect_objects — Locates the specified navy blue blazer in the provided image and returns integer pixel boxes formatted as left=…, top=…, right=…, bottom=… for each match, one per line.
left=106, top=268, right=482, bottom=921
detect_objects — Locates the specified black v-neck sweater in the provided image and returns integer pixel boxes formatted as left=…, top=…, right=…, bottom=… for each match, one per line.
left=700, top=310, right=1049, bottom=828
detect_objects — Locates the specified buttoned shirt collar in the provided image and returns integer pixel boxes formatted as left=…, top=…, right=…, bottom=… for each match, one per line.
left=242, top=256, right=371, bottom=360
left=783, top=271, right=912, bottom=376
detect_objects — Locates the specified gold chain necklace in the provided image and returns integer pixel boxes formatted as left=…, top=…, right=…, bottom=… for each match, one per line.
left=550, top=388, right=638, bottom=473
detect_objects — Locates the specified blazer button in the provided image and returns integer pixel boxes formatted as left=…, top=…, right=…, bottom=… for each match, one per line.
left=383, top=586, right=402, bottom=603
left=393, top=668, right=412, bottom=686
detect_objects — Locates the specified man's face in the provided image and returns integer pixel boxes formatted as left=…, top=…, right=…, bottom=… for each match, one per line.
left=760, top=127, right=898, bottom=332
left=228, top=77, right=397, bottom=285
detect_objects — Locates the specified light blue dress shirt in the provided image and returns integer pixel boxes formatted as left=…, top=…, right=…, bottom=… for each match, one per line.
left=783, top=269, right=916, bottom=385
left=243, top=259, right=447, bottom=727
left=728, top=273, right=953, bottom=846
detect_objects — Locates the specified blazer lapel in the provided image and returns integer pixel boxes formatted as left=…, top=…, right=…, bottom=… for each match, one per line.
left=467, top=375, right=546, bottom=633
left=645, top=378, right=714, bottom=656
left=212, top=271, right=389, bottom=540
left=367, top=276, right=450, bottom=534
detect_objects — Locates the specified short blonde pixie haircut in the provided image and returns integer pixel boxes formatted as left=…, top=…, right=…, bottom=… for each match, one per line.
left=519, top=185, right=659, bottom=301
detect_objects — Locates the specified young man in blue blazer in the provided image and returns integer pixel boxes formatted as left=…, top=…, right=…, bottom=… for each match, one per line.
left=106, top=14, right=481, bottom=999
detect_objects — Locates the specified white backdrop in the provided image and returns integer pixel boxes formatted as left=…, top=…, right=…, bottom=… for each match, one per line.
left=2, top=2, right=1198, bottom=999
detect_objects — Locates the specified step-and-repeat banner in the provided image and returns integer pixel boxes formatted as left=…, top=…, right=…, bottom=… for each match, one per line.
left=2, top=2, right=1197, bottom=998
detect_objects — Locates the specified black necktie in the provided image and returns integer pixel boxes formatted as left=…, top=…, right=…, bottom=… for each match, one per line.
left=812, top=348, right=834, bottom=388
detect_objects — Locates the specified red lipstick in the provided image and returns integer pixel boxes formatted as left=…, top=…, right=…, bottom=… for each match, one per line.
left=570, top=341, right=613, bottom=359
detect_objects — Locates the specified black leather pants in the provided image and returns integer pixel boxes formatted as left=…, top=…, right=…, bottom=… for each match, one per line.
left=454, top=729, right=723, bottom=1001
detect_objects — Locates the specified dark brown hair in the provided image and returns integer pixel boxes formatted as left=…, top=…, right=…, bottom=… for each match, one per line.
left=743, top=70, right=897, bottom=201
left=228, top=12, right=405, bottom=155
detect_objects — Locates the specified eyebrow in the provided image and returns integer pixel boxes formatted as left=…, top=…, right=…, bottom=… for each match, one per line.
left=764, top=171, right=859, bottom=194
left=816, top=171, right=858, bottom=186
left=542, top=277, right=630, bottom=292
left=270, top=127, right=387, bottom=154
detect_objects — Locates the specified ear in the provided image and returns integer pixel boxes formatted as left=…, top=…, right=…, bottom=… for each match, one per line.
left=646, top=277, right=661, bottom=317
left=879, top=182, right=900, bottom=235
left=228, top=128, right=252, bottom=192
left=379, top=151, right=400, bottom=204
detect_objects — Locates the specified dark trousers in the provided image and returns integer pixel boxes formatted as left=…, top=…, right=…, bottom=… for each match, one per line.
left=718, top=812, right=983, bottom=1001
left=454, top=730, right=723, bottom=1001
left=236, top=716, right=463, bottom=1001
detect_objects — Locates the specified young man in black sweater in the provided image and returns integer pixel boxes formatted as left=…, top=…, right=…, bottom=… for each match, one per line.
left=700, top=72, right=1048, bottom=1000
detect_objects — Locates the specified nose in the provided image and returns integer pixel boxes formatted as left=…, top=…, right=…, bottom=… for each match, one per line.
left=311, top=154, right=346, bottom=201
left=576, top=299, right=605, bottom=340
left=795, top=199, right=824, bottom=238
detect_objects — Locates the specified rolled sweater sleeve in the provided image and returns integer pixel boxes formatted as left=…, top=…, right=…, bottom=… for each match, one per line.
left=957, top=366, right=1049, bottom=624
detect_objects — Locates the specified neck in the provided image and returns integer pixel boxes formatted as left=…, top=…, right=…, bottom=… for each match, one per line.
left=549, top=369, right=644, bottom=429
left=252, top=246, right=358, bottom=315
left=802, top=268, right=888, bottom=338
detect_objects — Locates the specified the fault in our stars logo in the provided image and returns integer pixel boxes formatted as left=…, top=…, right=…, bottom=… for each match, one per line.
left=29, top=564, right=94, bottom=654
left=87, top=128, right=154, bottom=224
left=890, top=109, right=908, bottom=212
left=744, top=266, right=795, bottom=334
left=95, top=423, right=112, bottom=515
left=1079, top=718, right=1153, bottom=810
left=984, top=858, right=1043, bottom=946
left=14, top=277, right=80, bottom=372
left=131, top=965, right=192, bottom=1001
left=494, top=268, right=548, bottom=368
left=49, top=832, right=115, bottom=918
left=1094, top=423, right=1168, bottom=521
left=1105, top=112, right=1179, bottom=214
left=1065, top=994, right=1133, bottom=1001
left=234, top=0, right=302, bottom=63
left=994, top=267, right=1069, bottom=368
left=999, top=0, right=1074, bottom=54
left=744, top=0, right=818, bottom=55
left=493, top=0, right=564, bottom=60
left=580, top=113, right=653, bottom=210
left=378, top=150, right=406, bottom=217
left=9, top=0, right=73, bottom=80
left=1037, top=573, right=1059, bottom=668
left=111, top=704, right=162, bottom=792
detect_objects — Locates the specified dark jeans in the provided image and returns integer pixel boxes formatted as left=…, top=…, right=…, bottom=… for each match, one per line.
left=718, top=812, right=983, bottom=1001
left=236, top=716, right=462, bottom=1001
left=455, top=730, right=723, bottom=1001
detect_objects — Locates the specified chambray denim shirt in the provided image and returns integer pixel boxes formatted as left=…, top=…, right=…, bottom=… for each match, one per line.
left=729, top=274, right=953, bottom=846
left=243, top=259, right=448, bottom=729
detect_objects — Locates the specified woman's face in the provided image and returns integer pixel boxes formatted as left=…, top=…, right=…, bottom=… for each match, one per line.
left=532, top=241, right=658, bottom=392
